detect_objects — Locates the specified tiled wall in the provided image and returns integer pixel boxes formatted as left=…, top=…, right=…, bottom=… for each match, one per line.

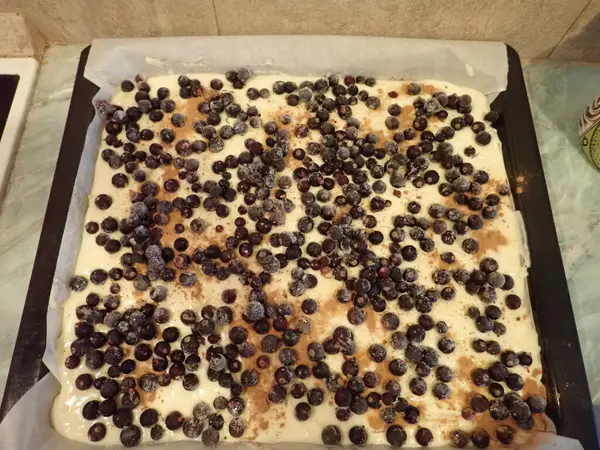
left=550, top=0, right=600, bottom=61
left=1, top=0, right=599, bottom=61
left=0, top=13, right=44, bottom=57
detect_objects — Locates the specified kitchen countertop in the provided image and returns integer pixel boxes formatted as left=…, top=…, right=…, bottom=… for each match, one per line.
left=1, top=45, right=599, bottom=429
left=0, top=45, right=86, bottom=402
left=524, top=61, right=600, bottom=421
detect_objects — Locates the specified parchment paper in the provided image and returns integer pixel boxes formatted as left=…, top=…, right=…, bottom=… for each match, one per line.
left=0, top=36, right=583, bottom=449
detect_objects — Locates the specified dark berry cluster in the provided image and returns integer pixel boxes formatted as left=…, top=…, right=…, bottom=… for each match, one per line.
left=66, top=70, right=542, bottom=447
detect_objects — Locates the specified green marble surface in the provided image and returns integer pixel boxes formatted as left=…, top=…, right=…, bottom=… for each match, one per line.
left=523, top=61, right=600, bottom=428
left=0, top=48, right=599, bottom=435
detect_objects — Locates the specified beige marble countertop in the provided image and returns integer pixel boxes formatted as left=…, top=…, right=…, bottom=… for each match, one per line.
left=1, top=45, right=600, bottom=434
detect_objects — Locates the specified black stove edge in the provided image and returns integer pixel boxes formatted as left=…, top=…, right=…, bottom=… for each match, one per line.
left=0, top=74, right=20, bottom=141
left=0, top=46, right=96, bottom=421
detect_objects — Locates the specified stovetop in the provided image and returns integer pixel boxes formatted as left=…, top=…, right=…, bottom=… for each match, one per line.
left=0, top=58, right=38, bottom=203
left=0, top=75, right=20, bottom=141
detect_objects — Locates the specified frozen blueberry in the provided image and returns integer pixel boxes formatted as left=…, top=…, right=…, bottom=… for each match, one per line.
left=388, top=359, right=408, bottom=377
left=307, top=387, right=325, bottom=406
left=475, top=316, right=494, bottom=333
left=301, top=298, right=318, bottom=315
left=88, top=422, right=106, bottom=442
left=409, top=377, right=427, bottom=396
left=85, top=350, right=105, bottom=370
left=94, top=194, right=113, bottom=210
left=70, top=276, right=88, bottom=292
left=82, top=400, right=100, bottom=420
left=432, top=382, right=450, bottom=400
left=471, top=394, right=490, bottom=413
left=289, top=280, right=306, bottom=297
left=519, top=352, right=533, bottom=366
left=386, top=424, right=407, bottom=447
left=489, top=362, right=509, bottom=382
left=165, top=411, right=184, bottom=430
left=294, top=402, right=312, bottom=421
left=201, top=428, right=220, bottom=446
left=527, top=395, right=547, bottom=413
left=381, top=313, right=400, bottom=330
left=462, top=238, right=479, bottom=254
left=140, top=408, right=159, bottom=427
left=75, top=373, right=94, bottom=390
left=368, top=344, right=387, bottom=363
left=391, top=332, right=408, bottom=350
left=435, top=365, right=454, bottom=382
left=475, top=131, right=492, bottom=145
left=506, top=373, right=524, bottom=391
left=112, top=408, right=132, bottom=428
left=268, top=385, right=287, bottom=404
left=415, top=427, right=433, bottom=446
left=150, top=424, right=164, bottom=441
left=322, top=425, right=342, bottom=445
left=349, top=425, right=368, bottom=446
left=121, top=80, right=134, bottom=92
left=120, top=425, right=141, bottom=447
left=470, top=429, right=490, bottom=448
left=209, top=413, right=224, bottom=431
left=182, top=417, right=203, bottom=438
left=227, top=397, right=245, bottom=417
left=245, top=301, right=265, bottom=322
left=495, top=425, right=514, bottom=445
left=229, top=417, right=245, bottom=438
left=407, top=83, right=421, bottom=95
left=506, top=294, right=522, bottom=310
left=488, top=399, right=509, bottom=420
left=121, top=390, right=140, bottom=409
left=472, top=368, right=491, bottom=386
left=450, top=430, right=470, bottom=448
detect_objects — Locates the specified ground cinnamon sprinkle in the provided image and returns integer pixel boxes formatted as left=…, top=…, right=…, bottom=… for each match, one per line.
left=190, top=279, right=204, bottom=302
left=131, top=360, right=151, bottom=379
left=442, top=194, right=471, bottom=216
left=139, top=390, right=156, bottom=408
left=399, top=105, right=415, bottom=129
left=472, top=228, right=509, bottom=253
left=515, top=175, right=528, bottom=194
left=354, top=348, right=373, bottom=372
left=367, top=410, right=387, bottom=432
left=366, top=308, right=378, bottom=333
left=333, top=204, right=351, bottom=222
left=522, top=378, right=547, bottom=398
left=361, top=117, right=387, bottom=146
left=285, top=152, right=303, bottom=170
left=244, top=369, right=271, bottom=418
left=458, top=356, right=478, bottom=387
left=422, top=84, right=436, bottom=95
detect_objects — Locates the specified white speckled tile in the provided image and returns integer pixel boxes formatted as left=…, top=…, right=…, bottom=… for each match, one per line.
left=0, top=45, right=85, bottom=403
left=0, top=48, right=599, bottom=441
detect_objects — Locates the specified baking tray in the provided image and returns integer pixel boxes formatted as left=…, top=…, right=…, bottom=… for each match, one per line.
left=1, top=44, right=597, bottom=448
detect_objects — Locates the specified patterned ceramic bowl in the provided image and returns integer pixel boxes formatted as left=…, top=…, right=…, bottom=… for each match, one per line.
left=580, top=96, right=600, bottom=169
